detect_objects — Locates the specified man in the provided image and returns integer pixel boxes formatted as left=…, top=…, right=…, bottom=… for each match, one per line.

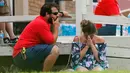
left=94, top=0, right=120, bottom=35
left=13, top=3, right=66, bottom=72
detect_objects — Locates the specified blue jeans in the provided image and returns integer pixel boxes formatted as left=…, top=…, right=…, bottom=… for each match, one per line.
left=13, top=44, right=54, bottom=71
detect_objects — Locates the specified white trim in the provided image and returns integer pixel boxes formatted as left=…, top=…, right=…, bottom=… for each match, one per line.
left=0, top=15, right=36, bottom=22
left=83, top=14, right=130, bottom=25
left=1, top=36, right=130, bottom=57
left=121, top=8, right=130, bottom=13
left=0, top=15, right=75, bottom=22
left=76, top=0, right=82, bottom=36
left=23, top=0, right=29, bottom=15
left=9, top=0, right=13, bottom=16
left=0, top=15, right=130, bottom=25
left=85, top=0, right=93, bottom=15
left=82, top=0, right=87, bottom=14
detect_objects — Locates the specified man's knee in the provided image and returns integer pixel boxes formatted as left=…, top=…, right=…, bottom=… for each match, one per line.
left=51, top=45, right=59, bottom=56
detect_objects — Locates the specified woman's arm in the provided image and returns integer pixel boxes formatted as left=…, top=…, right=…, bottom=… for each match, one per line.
left=80, top=45, right=89, bottom=60
left=91, top=36, right=107, bottom=63
left=90, top=44, right=100, bottom=62
left=71, top=36, right=89, bottom=61
left=88, top=36, right=105, bottom=62
left=72, top=42, right=89, bottom=62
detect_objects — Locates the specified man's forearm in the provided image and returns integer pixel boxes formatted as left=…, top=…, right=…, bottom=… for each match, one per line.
left=53, top=27, right=59, bottom=43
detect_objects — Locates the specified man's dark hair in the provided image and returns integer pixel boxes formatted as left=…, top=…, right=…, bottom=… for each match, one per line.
left=80, top=20, right=97, bottom=35
left=40, top=3, right=59, bottom=16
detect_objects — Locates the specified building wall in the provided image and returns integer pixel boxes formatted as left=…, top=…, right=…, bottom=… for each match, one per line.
left=28, top=0, right=75, bottom=15
left=28, top=0, right=45, bottom=15
left=14, top=0, right=75, bottom=15
left=14, top=0, right=24, bottom=15
left=60, top=1, right=75, bottom=14
left=118, top=0, right=130, bottom=10
left=12, top=0, right=130, bottom=16
left=118, top=0, right=130, bottom=17
left=14, top=0, right=45, bottom=15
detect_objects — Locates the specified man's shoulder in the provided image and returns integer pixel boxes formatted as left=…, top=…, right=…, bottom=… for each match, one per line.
left=35, top=16, right=46, bottom=23
left=33, top=16, right=49, bottom=26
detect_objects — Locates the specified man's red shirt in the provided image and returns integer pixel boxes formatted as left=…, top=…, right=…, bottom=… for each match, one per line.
left=13, top=16, right=54, bottom=58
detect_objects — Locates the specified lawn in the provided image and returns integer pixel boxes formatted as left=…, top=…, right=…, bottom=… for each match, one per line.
left=17, top=70, right=130, bottom=73
left=43, top=71, right=130, bottom=73
left=1, top=65, right=130, bottom=73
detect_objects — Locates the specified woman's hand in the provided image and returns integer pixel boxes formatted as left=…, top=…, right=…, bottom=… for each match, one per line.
left=87, top=36, right=94, bottom=46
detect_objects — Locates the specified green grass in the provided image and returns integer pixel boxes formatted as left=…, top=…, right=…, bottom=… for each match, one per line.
left=1, top=65, right=130, bottom=73
left=43, top=70, right=130, bottom=73
left=16, top=70, right=130, bottom=73
left=1, top=69, right=130, bottom=73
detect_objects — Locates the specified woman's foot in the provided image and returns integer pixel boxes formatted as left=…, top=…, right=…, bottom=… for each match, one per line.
left=10, top=37, right=18, bottom=43
left=3, top=37, right=10, bottom=44
left=4, top=37, right=18, bottom=44
left=3, top=37, right=18, bottom=46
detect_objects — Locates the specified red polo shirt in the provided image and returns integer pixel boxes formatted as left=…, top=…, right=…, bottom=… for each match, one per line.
left=13, top=16, right=54, bottom=58
left=94, top=0, right=120, bottom=29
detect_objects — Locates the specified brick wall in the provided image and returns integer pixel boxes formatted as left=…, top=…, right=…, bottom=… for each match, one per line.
left=28, top=0, right=45, bottom=15
left=59, top=1, right=76, bottom=23
left=60, top=1, right=75, bottom=14
left=28, top=0, right=75, bottom=15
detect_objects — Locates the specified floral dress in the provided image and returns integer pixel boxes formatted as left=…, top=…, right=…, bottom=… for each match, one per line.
left=70, top=41, right=109, bottom=70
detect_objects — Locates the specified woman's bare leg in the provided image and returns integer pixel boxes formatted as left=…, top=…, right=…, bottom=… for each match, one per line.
left=5, top=22, right=16, bottom=39
left=0, top=22, right=8, bottom=37
left=92, top=66, right=104, bottom=71
left=76, top=66, right=89, bottom=72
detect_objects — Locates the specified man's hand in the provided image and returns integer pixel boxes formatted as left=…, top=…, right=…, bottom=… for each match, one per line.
left=53, top=17, right=60, bottom=28
left=52, top=17, right=60, bottom=44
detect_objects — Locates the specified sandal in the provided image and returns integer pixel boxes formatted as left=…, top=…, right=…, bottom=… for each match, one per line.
left=10, top=37, right=18, bottom=43
left=3, top=37, right=10, bottom=44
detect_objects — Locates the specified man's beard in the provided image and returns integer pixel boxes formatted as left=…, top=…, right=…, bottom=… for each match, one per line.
left=48, top=16, right=58, bottom=24
left=48, top=17, right=53, bottom=24
left=48, top=17, right=54, bottom=32
left=48, top=17, right=58, bottom=32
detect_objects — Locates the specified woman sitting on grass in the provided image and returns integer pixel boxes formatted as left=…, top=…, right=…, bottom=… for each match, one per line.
left=70, top=20, right=109, bottom=72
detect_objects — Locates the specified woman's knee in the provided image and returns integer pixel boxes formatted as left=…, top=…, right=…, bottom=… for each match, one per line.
left=76, top=66, right=88, bottom=72
left=51, top=45, right=59, bottom=56
left=92, top=66, right=104, bottom=71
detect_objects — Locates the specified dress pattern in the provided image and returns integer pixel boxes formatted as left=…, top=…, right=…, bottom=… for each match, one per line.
left=71, top=41, right=109, bottom=70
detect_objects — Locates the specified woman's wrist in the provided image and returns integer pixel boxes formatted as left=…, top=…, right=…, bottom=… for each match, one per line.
left=90, top=44, right=95, bottom=48
left=84, top=45, right=89, bottom=50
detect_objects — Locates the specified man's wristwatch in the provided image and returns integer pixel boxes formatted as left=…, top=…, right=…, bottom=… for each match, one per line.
left=59, top=12, right=64, bottom=17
